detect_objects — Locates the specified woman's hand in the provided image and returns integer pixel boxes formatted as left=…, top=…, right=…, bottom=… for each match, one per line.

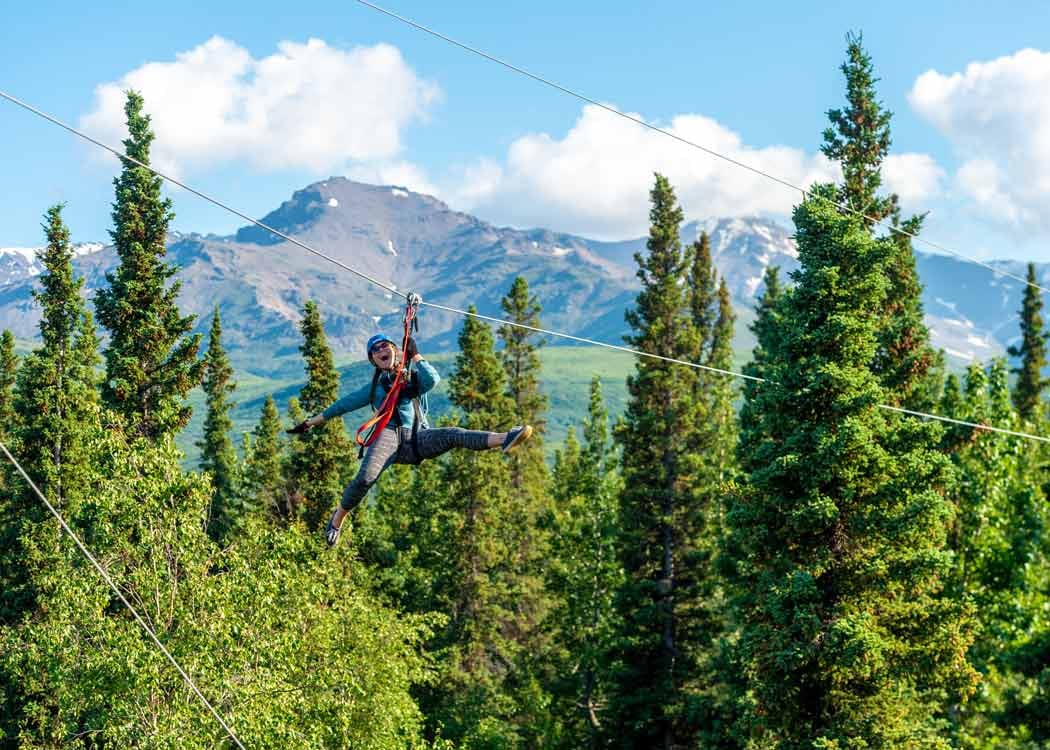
left=287, top=414, right=325, bottom=434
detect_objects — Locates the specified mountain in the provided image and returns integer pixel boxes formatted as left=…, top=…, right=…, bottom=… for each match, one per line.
left=0, top=178, right=1039, bottom=378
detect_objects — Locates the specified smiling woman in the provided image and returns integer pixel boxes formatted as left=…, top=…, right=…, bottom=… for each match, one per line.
left=287, top=298, right=533, bottom=547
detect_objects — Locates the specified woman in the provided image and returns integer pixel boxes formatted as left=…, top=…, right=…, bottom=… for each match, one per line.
left=290, top=332, right=533, bottom=546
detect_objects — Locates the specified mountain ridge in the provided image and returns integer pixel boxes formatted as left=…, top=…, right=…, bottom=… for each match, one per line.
left=0, top=177, right=1040, bottom=373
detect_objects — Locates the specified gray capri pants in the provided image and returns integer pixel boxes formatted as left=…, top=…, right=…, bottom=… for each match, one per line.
left=341, top=425, right=492, bottom=511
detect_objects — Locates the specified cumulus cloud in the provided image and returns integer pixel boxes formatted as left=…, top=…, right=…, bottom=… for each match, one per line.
left=79, top=36, right=440, bottom=176
left=909, top=48, right=1050, bottom=231
left=882, top=153, right=945, bottom=205
left=453, top=104, right=838, bottom=239
left=347, top=160, right=440, bottom=198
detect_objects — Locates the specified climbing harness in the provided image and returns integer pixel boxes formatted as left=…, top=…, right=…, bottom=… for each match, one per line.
left=355, top=293, right=424, bottom=454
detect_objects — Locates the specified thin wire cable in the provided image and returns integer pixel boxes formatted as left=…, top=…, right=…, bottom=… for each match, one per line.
left=422, top=299, right=765, bottom=382
left=2, top=90, right=1047, bottom=445
left=355, top=0, right=1050, bottom=298
left=0, top=441, right=247, bottom=750
left=876, top=404, right=1050, bottom=443
left=0, top=89, right=400, bottom=299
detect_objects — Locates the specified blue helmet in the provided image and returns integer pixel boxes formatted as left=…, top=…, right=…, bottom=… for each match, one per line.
left=366, top=333, right=396, bottom=359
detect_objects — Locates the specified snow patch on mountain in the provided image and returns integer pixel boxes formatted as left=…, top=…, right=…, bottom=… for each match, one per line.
left=328, top=198, right=339, bottom=207
left=0, top=247, right=38, bottom=263
left=391, top=188, right=409, bottom=198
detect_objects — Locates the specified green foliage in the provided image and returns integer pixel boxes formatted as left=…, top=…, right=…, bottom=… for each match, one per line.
left=241, top=395, right=285, bottom=520
left=940, top=360, right=1049, bottom=749
left=610, top=177, right=735, bottom=747
left=1007, top=263, right=1049, bottom=423
left=875, top=213, right=943, bottom=410
left=1, top=421, right=438, bottom=748
left=198, top=308, right=242, bottom=540
left=499, top=276, right=550, bottom=493
left=821, top=31, right=895, bottom=226
left=545, top=377, right=624, bottom=748
left=821, top=34, right=940, bottom=410
left=286, top=301, right=355, bottom=529
left=0, top=206, right=102, bottom=739
left=0, top=330, right=18, bottom=434
left=94, top=90, right=204, bottom=439
left=726, top=185, right=976, bottom=749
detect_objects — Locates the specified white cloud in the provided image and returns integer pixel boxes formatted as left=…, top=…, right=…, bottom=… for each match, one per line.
left=882, top=153, right=945, bottom=205
left=453, top=104, right=838, bottom=239
left=79, top=36, right=440, bottom=176
left=346, top=160, right=439, bottom=198
left=909, top=48, right=1050, bottom=231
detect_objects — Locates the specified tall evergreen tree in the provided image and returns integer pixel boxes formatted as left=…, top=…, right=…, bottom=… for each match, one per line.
left=0, top=330, right=16, bottom=435
left=198, top=307, right=241, bottom=539
left=1007, top=263, right=1048, bottom=422
left=0, top=205, right=100, bottom=615
left=286, top=301, right=354, bottom=529
left=0, top=204, right=101, bottom=735
left=94, top=90, right=203, bottom=438
left=823, top=33, right=940, bottom=408
left=876, top=213, right=944, bottom=409
left=242, top=395, right=284, bottom=521
left=726, top=185, right=976, bottom=748
left=410, top=307, right=554, bottom=747
left=498, top=276, right=549, bottom=491
left=821, top=31, right=895, bottom=227
left=610, top=174, right=723, bottom=747
left=546, top=377, right=623, bottom=749
left=739, top=267, right=785, bottom=482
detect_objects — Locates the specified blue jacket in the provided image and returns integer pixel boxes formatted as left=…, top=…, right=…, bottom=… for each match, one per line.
left=322, top=359, right=440, bottom=429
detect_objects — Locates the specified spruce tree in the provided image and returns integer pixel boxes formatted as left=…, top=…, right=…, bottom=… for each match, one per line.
left=0, top=204, right=101, bottom=733
left=726, top=185, right=976, bottom=748
left=0, top=329, right=16, bottom=433
left=498, top=276, right=549, bottom=491
left=414, top=307, right=552, bottom=747
left=243, top=396, right=284, bottom=520
left=610, top=174, right=717, bottom=748
left=1007, top=263, right=1048, bottom=422
left=198, top=307, right=241, bottom=539
left=1, top=205, right=101, bottom=615
left=739, top=266, right=785, bottom=453
left=546, top=377, right=623, bottom=748
left=287, top=301, right=354, bottom=529
left=279, top=396, right=308, bottom=523
left=94, top=90, right=203, bottom=438
left=823, top=34, right=940, bottom=409
left=0, top=329, right=19, bottom=502
left=821, top=31, right=895, bottom=227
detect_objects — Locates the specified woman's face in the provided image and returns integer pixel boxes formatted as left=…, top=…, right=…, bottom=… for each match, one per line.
left=370, top=341, right=397, bottom=371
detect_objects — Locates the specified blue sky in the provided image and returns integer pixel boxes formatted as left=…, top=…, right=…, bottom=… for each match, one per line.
left=4, top=1, right=1050, bottom=262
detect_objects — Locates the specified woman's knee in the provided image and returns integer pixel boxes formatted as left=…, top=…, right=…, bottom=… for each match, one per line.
left=340, top=478, right=371, bottom=512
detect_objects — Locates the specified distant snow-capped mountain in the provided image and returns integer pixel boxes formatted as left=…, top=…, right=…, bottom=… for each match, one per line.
left=0, top=243, right=105, bottom=287
left=0, top=178, right=1038, bottom=374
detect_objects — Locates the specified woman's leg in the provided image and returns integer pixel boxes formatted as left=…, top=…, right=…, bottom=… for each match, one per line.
left=413, top=426, right=503, bottom=461
left=331, top=428, right=400, bottom=529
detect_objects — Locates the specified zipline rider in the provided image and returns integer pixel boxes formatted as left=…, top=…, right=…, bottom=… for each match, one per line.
left=289, top=294, right=533, bottom=547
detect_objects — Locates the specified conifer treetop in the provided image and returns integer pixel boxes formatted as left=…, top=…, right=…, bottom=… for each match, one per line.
left=821, top=32, right=896, bottom=226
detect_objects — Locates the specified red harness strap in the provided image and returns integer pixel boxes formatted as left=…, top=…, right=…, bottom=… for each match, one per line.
left=355, top=302, right=418, bottom=449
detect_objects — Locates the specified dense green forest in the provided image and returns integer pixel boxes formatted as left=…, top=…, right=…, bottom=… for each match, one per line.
left=2, top=35, right=1048, bottom=749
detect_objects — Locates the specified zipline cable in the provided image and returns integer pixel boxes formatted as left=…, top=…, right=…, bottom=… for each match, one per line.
left=0, top=441, right=248, bottom=750
left=354, top=0, right=1050, bottom=298
left=2, top=88, right=1048, bottom=446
